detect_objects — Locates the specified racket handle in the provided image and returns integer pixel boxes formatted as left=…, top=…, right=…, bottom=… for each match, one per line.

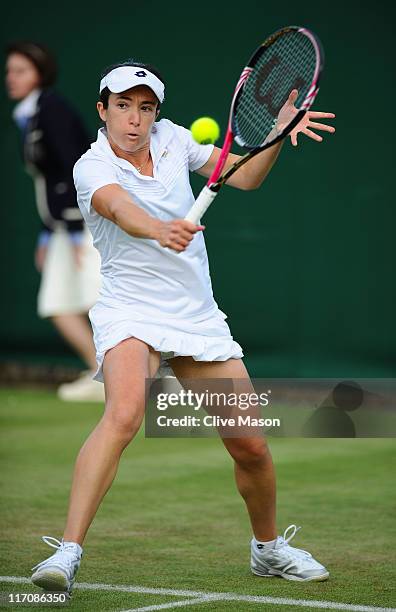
left=185, top=186, right=218, bottom=224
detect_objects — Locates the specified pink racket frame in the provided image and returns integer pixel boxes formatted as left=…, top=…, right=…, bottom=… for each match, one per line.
left=185, top=26, right=324, bottom=224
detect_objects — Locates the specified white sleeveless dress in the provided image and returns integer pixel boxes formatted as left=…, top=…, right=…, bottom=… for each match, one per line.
left=73, top=121, right=243, bottom=381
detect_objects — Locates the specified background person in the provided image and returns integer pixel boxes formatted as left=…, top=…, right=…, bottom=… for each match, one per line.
left=5, top=41, right=104, bottom=402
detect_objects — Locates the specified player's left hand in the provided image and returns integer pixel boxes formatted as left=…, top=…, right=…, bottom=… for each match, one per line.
left=277, top=89, right=335, bottom=146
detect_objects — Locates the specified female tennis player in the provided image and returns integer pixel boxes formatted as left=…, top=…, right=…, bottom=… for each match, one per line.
left=31, top=60, right=335, bottom=592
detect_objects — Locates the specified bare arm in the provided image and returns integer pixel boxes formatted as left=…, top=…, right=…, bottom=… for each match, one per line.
left=196, top=139, right=283, bottom=191
left=196, top=90, right=335, bottom=191
left=92, top=184, right=204, bottom=252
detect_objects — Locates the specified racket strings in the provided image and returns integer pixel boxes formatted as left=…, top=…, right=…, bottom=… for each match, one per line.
left=234, top=31, right=317, bottom=148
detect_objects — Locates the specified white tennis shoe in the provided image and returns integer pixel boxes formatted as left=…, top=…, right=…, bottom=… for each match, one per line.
left=31, top=536, right=82, bottom=594
left=57, top=371, right=105, bottom=402
left=251, top=524, right=329, bottom=582
left=57, top=364, right=179, bottom=402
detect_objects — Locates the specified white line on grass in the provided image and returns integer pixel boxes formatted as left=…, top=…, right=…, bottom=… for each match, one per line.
left=0, top=576, right=395, bottom=612
left=121, top=596, right=222, bottom=612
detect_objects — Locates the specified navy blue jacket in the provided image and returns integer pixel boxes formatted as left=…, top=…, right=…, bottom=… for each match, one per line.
left=22, top=89, right=92, bottom=235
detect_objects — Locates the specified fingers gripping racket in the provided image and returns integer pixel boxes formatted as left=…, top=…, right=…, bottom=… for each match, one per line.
left=185, top=25, right=324, bottom=224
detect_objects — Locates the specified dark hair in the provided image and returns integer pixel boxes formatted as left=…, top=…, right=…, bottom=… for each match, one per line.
left=5, top=41, right=57, bottom=87
left=99, top=59, right=165, bottom=110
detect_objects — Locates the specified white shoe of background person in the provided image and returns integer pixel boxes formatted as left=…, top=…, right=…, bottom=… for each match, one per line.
left=31, top=537, right=82, bottom=595
left=155, top=361, right=175, bottom=379
left=155, top=360, right=182, bottom=394
left=57, top=371, right=105, bottom=402
left=57, top=361, right=180, bottom=402
left=251, top=524, right=329, bottom=582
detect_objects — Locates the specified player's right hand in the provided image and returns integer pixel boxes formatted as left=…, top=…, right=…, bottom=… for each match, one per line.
left=156, top=219, right=205, bottom=252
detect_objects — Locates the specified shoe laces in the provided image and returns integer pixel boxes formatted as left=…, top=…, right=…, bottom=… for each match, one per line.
left=277, top=525, right=312, bottom=559
left=31, top=536, right=79, bottom=571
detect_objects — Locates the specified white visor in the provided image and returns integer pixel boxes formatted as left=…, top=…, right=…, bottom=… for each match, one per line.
left=99, top=66, right=165, bottom=103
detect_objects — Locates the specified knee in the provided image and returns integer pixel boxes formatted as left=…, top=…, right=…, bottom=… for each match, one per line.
left=102, top=403, right=144, bottom=444
left=229, top=439, right=271, bottom=470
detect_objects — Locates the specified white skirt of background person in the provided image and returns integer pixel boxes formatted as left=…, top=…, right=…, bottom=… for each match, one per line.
left=37, top=227, right=101, bottom=318
left=74, top=121, right=244, bottom=382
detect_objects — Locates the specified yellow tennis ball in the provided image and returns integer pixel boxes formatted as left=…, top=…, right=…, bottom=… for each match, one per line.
left=190, top=117, right=220, bottom=144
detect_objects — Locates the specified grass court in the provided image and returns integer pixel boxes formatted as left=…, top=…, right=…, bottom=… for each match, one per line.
left=0, top=389, right=395, bottom=611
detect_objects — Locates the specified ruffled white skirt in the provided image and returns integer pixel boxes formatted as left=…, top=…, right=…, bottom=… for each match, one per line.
left=89, top=302, right=244, bottom=382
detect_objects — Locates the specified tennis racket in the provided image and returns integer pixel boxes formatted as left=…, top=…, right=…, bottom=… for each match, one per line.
left=185, top=25, right=324, bottom=224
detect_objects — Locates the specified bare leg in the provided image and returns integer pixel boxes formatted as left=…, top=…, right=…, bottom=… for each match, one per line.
left=170, top=357, right=277, bottom=542
left=51, top=314, right=97, bottom=371
left=227, top=439, right=276, bottom=541
left=63, top=338, right=160, bottom=544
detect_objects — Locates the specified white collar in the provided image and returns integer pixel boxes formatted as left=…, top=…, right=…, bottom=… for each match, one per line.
left=92, top=123, right=171, bottom=172
left=12, top=89, right=42, bottom=122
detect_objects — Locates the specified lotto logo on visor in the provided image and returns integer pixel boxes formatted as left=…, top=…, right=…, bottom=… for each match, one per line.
left=99, top=66, right=165, bottom=103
